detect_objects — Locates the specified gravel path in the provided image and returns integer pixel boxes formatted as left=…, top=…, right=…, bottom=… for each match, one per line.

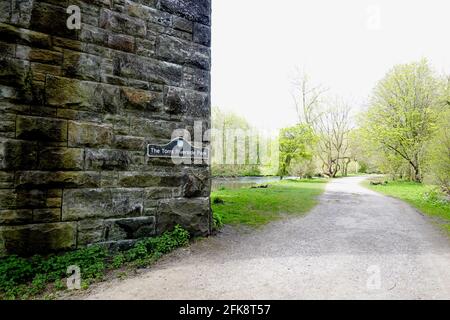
left=81, top=177, right=450, bottom=300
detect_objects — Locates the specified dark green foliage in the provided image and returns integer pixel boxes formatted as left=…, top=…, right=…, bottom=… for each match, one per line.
left=0, top=225, right=190, bottom=300
left=213, top=197, right=224, bottom=204
left=212, top=211, right=224, bottom=231
left=0, top=245, right=107, bottom=299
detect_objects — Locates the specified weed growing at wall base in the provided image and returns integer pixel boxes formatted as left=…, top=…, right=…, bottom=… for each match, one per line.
left=0, top=226, right=190, bottom=300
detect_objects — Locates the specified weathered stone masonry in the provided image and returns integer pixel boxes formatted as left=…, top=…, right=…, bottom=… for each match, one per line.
left=0, top=0, right=212, bottom=256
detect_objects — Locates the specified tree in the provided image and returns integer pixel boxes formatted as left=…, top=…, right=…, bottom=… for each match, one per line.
left=278, top=124, right=316, bottom=178
left=315, top=98, right=352, bottom=178
left=211, top=108, right=261, bottom=176
left=361, top=60, right=440, bottom=182
left=425, top=106, right=450, bottom=195
left=291, top=70, right=328, bottom=126
left=290, top=70, right=329, bottom=177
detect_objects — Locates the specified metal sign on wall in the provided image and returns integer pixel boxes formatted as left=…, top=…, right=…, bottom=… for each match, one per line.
left=147, top=137, right=209, bottom=161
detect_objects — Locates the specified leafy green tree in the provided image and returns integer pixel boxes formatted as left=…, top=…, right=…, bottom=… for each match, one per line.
left=425, top=108, right=450, bottom=194
left=211, top=107, right=261, bottom=176
left=362, top=60, right=440, bottom=182
left=278, top=124, right=316, bottom=178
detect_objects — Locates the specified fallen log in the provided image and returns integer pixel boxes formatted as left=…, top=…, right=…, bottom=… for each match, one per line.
left=251, top=184, right=269, bottom=189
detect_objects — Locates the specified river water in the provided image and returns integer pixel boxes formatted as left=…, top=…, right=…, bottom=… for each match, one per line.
left=212, top=176, right=299, bottom=191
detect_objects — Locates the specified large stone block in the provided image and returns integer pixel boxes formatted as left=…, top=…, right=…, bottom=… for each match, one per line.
left=113, top=135, right=145, bottom=151
left=0, top=139, right=38, bottom=170
left=30, top=62, right=62, bottom=79
left=32, top=208, right=60, bottom=223
left=99, top=8, right=146, bottom=37
left=78, top=23, right=108, bottom=46
left=157, top=197, right=210, bottom=236
left=182, top=66, right=210, bottom=92
left=27, top=48, right=62, bottom=65
left=121, top=87, right=163, bottom=112
left=107, top=33, right=135, bottom=52
left=46, top=76, right=121, bottom=113
left=118, top=172, right=162, bottom=188
left=77, top=219, right=104, bottom=246
left=0, top=171, right=14, bottom=189
left=15, top=188, right=48, bottom=209
left=193, top=23, right=211, bottom=46
left=0, top=23, right=51, bottom=48
left=164, top=86, right=209, bottom=117
left=62, top=188, right=144, bottom=221
left=85, top=149, right=136, bottom=170
left=14, top=171, right=101, bottom=189
left=0, top=209, right=33, bottom=225
left=77, top=216, right=156, bottom=247
left=135, top=37, right=156, bottom=57
left=104, top=114, right=130, bottom=135
left=68, top=121, right=113, bottom=148
left=16, top=115, right=67, bottom=142
left=46, top=76, right=91, bottom=107
left=103, top=216, right=156, bottom=241
left=10, top=0, right=34, bottom=28
left=29, top=2, right=77, bottom=39
left=157, top=34, right=210, bottom=70
left=173, top=16, right=193, bottom=33
left=62, top=50, right=102, bottom=81
left=112, top=51, right=183, bottom=86
left=38, top=147, right=85, bottom=171
left=0, top=57, right=30, bottom=87
left=182, top=170, right=210, bottom=198
left=0, top=222, right=77, bottom=256
left=0, top=189, right=17, bottom=209
left=129, top=117, right=178, bottom=140
left=0, top=41, right=15, bottom=57
left=0, top=1, right=11, bottom=23
left=144, top=187, right=181, bottom=200
left=159, top=0, right=211, bottom=26
left=125, top=1, right=172, bottom=27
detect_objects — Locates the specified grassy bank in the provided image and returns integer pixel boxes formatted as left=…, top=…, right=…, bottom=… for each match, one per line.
left=212, top=179, right=328, bottom=228
left=365, top=180, right=450, bottom=235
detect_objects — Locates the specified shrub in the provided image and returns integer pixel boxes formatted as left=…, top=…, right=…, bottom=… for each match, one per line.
left=422, top=188, right=449, bottom=206
left=212, top=211, right=224, bottom=231
left=213, top=197, right=225, bottom=204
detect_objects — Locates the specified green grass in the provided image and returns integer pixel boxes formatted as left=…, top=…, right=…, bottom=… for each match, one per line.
left=365, top=180, right=450, bottom=235
left=211, top=179, right=328, bottom=228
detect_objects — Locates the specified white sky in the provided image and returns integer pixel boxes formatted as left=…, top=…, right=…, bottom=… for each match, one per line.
left=211, top=0, right=450, bottom=131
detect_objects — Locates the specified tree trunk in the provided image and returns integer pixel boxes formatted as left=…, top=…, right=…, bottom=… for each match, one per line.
left=409, top=161, right=422, bottom=183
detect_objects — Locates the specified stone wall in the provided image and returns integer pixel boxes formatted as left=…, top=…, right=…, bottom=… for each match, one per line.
left=0, top=0, right=212, bottom=256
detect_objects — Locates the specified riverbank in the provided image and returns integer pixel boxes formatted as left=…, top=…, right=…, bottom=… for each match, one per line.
left=212, top=179, right=328, bottom=227
left=365, top=180, right=450, bottom=236
left=212, top=176, right=296, bottom=191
